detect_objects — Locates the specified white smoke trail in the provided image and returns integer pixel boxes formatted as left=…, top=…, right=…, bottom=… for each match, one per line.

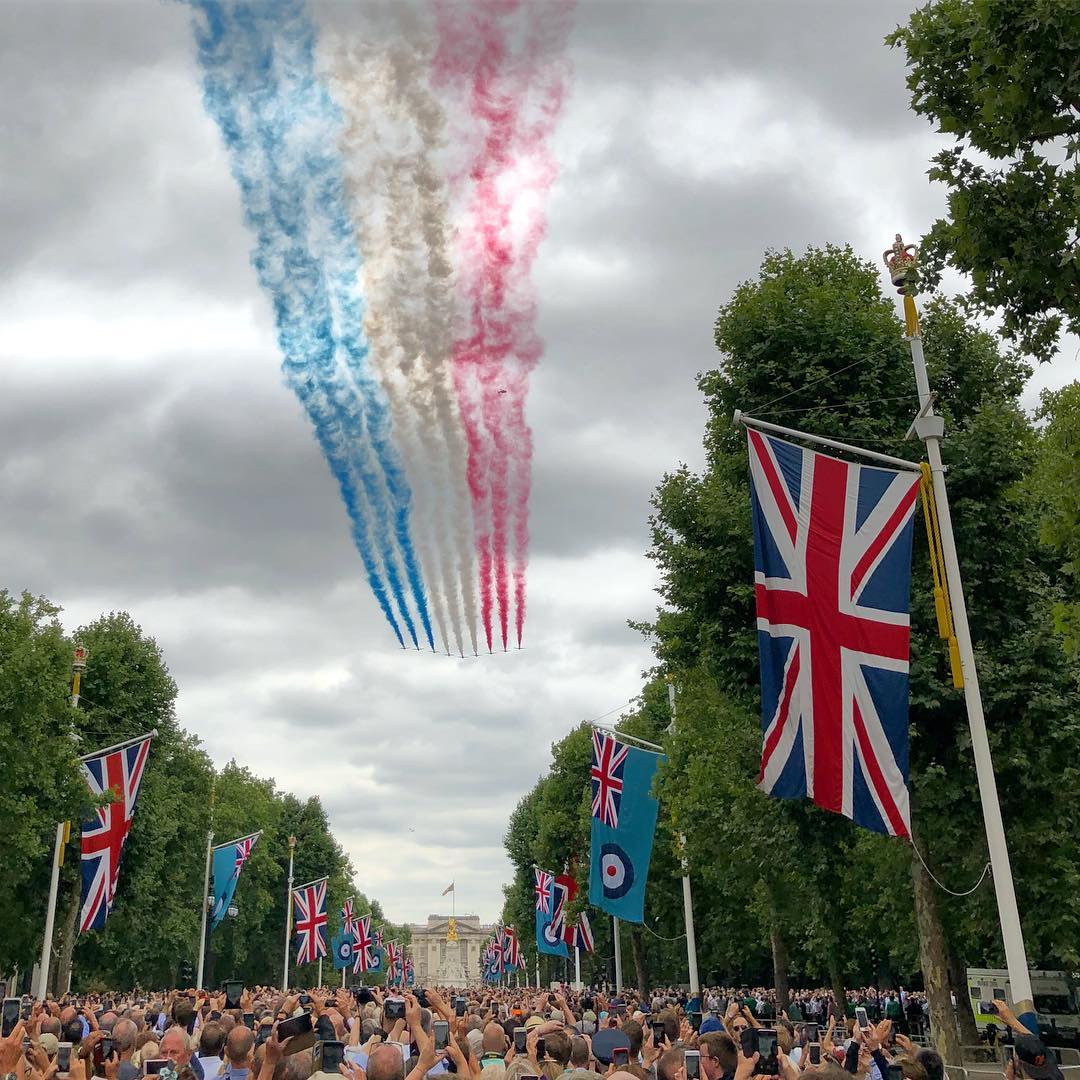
left=326, top=5, right=479, bottom=657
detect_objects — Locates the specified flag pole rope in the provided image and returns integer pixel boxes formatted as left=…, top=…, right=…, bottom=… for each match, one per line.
left=911, top=839, right=991, bottom=897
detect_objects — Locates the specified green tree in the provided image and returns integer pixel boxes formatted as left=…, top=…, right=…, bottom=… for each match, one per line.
left=1031, top=382, right=1080, bottom=656
left=0, top=592, right=87, bottom=973
left=887, top=0, right=1080, bottom=360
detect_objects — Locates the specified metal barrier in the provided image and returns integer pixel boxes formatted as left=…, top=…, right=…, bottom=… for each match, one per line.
left=944, top=1064, right=1080, bottom=1080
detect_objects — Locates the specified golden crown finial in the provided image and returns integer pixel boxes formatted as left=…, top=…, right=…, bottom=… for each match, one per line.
left=883, top=234, right=919, bottom=295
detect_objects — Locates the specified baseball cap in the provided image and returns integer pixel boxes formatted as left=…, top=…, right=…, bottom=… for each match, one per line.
left=524, top=1016, right=544, bottom=1031
left=39, top=1034, right=59, bottom=1056
left=1015, top=1035, right=1064, bottom=1080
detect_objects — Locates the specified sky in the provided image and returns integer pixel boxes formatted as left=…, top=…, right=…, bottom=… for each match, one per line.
left=2, top=0, right=1077, bottom=928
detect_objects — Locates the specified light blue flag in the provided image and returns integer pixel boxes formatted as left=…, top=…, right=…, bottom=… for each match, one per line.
left=368, top=945, right=384, bottom=975
left=210, top=832, right=261, bottom=930
left=588, top=733, right=662, bottom=923
left=331, top=933, right=354, bottom=971
left=534, top=868, right=568, bottom=958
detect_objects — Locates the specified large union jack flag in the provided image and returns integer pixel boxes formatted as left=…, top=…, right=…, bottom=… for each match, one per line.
left=590, top=731, right=629, bottom=828
left=748, top=430, right=920, bottom=838
left=78, top=734, right=154, bottom=933
left=352, top=913, right=373, bottom=974
left=385, top=940, right=402, bottom=981
left=293, top=878, right=328, bottom=966
left=533, top=867, right=553, bottom=914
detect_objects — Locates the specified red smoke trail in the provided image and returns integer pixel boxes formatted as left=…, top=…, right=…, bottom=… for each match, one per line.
left=434, top=0, right=573, bottom=652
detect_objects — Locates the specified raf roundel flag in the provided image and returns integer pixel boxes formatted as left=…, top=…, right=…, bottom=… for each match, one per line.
left=747, top=430, right=920, bottom=838
left=588, top=731, right=662, bottom=923
left=331, top=932, right=354, bottom=971
left=534, top=867, right=568, bottom=958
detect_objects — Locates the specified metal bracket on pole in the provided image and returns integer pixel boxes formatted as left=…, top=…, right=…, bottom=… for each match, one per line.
left=904, top=392, right=938, bottom=441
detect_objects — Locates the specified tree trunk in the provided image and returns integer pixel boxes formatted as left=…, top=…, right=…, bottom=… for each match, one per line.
left=947, top=943, right=980, bottom=1049
left=55, top=880, right=79, bottom=995
left=630, top=926, right=648, bottom=996
left=828, top=947, right=846, bottom=1024
left=768, top=896, right=790, bottom=1017
left=911, top=828, right=963, bottom=1068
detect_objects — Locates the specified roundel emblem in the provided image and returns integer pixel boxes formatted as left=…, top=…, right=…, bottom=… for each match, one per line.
left=599, top=842, right=635, bottom=900
left=542, top=920, right=562, bottom=946
left=337, top=939, right=352, bottom=962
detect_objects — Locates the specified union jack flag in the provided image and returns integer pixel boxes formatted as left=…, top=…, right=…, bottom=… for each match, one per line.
left=385, top=940, right=402, bottom=981
left=554, top=872, right=577, bottom=944
left=501, top=925, right=520, bottom=969
left=352, top=914, right=373, bottom=974
left=233, top=833, right=259, bottom=879
left=404, top=954, right=415, bottom=987
left=570, top=911, right=594, bottom=954
left=341, top=897, right=355, bottom=935
left=492, top=927, right=506, bottom=974
left=748, top=430, right=920, bottom=838
left=534, top=868, right=553, bottom=914
left=293, top=878, right=328, bottom=966
left=590, top=731, right=629, bottom=828
left=78, top=734, right=154, bottom=933
left=374, top=927, right=384, bottom=950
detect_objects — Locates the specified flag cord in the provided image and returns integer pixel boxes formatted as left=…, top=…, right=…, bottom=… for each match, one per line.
left=911, top=839, right=991, bottom=897
left=640, top=921, right=687, bottom=942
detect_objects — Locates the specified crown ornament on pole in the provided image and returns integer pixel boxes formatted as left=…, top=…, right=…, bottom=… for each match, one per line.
left=883, top=234, right=919, bottom=295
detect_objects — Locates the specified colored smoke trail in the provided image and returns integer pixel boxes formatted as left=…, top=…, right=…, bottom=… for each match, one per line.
left=188, top=0, right=433, bottom=649
left=331, top=13, right=476, bottom=656
left=433, top=0, right=575, bottom=650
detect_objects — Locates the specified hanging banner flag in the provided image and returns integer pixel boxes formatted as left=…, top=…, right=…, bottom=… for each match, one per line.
left=293, top=877, right=328, bottom=966
left=368, top=943, right=385, bottom=976
left=554, top=874, right=578, bottom=945
left=341, top=896, right=355, bottom=936
left=534, top=867, right=568, bottom=958
left=502, top=925, right=521, bottom=970
left=210, top=831, right=261, bottom=930
left=747, top=430, right=919, bottom=837
left=588, top=730, right=661, bottom=923
left=571, top=910, right=594, bottom=954
left=78, top=733, right=155, bottom=933
left=331, top=931, right=354, bottom=971
left=385, top=940, right=403, bottom=981
left=352, top=914, right=374, bottom=974
left=404, top=953, right=415, bottom=987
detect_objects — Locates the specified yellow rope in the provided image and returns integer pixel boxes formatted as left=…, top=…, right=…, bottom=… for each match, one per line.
left=919, top=463, right=963, bottom=689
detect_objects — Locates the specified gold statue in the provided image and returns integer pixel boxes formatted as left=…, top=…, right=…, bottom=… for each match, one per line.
left=447, top=917, right=457, bottom=943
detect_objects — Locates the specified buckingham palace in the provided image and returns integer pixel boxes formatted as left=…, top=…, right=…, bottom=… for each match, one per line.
left=408, top=914, right=495, bottom=986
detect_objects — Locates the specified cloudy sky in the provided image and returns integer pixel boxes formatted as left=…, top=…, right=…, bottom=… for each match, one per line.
left=3, top=0, right=1076, bottom=928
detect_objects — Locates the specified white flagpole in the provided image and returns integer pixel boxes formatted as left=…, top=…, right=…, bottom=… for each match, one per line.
left=667, top=680, right=701, bottom=997
left=197, top=830, right=214, bottom=988
left=318, top=957, right=323, bottom=988
left=37, top=822, right=65, bottom=1000
left=612, top=917, right=623, bottom=992
left=574, top=945, right=581, bottom=990
left=889, top=241, right=1037, bottom=1032
left=535, top=952, right=540, bottom=990
left=38, top=645, right=89, bottom=999
left=282, top=836, right=296, bottom=990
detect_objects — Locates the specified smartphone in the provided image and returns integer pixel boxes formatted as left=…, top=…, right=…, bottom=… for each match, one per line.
left=315, top=1041, right=345, bottom=1073
left=855, top=1008, right=869, bottom=1029
left=94, top=1037, right=116, bottom=1068
left=223, top=982, right=244, bottom=1010
left=514, top=1028, right=528, bottom=1053
left=686, top=1050, right=701, bottom=1080
left=690, top=1012, right=703, bottom=1034
left=740, top=1028, right=757, bottom=1059
left=353, top=987, right=374, bottom=1006
left=143, top=1060, right=168, bottom=1076
left=434, top=1020, right=450, bottom=1052
left=2, top=998, right=20, bottom=1038
left=755, top=1029, right=778, bottom=1076
left=384, top=998, right=406, bottom=1022
left=455, top=997, right=467, bottom=1018
left=536, top=1038, right=546, bottom=1060
left=809, top=1044, right=821, bottom=1066
left=887, top=1065, right=904, bottom=1080
left=652, top=1022, right=666, bottom=1045
left=548, top=994, right=556, bottom=1005
left=415, top=990, right=430, bottom=1009
left=57, top=1043, right=73, bottom=1078
left=980, top=1002, right=999, bottom=1016
left=243, top=1013, right=255, bottom=1030
left=299, top=994, right=312, bottom=1006
left=277, top=1011, right=316, bottom=1055
left=1002, top=1047, right=1015, bottom=1065
left=805, top=1024, right=819, bottom=1044
left=613, top=1047, right=630, bottom=1067
left=255, top=1024, right=274, bottom=1048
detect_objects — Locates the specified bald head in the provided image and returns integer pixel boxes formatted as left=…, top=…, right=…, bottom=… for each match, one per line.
left=225, top=1025, right=254, bottom=1067
left=483, top=1022, right=508, bottom=1053
left=366, top=1044, right=405, bottom=1080
left=113, top=1019, right=138, bottom=1055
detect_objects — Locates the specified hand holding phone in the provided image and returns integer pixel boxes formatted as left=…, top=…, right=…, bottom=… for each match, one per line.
left=514, top=1028, right=527, bottom=1053
left=434, top=1020, right=450, bottom=1052
left=809, top=1043, right=821, bottom=1066
left=613, top=1047, right=630, bottom=1067
left=686, top=1050, right=701, bottom=1079
left=57, top=1042, right=73, bottom=1078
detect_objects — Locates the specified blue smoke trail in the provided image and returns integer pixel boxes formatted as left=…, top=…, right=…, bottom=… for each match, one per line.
left=187, top=0, right=435, bottom=650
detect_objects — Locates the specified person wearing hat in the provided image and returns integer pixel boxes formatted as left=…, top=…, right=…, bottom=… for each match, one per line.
left=1009, top=1036, right=1065, bottom=1080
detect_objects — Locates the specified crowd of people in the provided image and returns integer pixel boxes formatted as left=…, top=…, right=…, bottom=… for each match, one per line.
left=0, top=983, right=1062, bottom=1080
